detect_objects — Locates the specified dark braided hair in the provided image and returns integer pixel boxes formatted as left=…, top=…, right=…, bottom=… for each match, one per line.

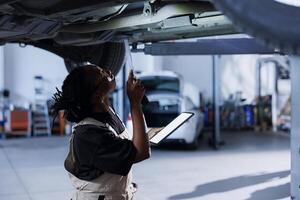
left=51, top=65, right=100, bottom=123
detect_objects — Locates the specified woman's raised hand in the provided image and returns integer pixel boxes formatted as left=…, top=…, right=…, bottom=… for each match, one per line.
left=126, top=70, right=145, bottom=106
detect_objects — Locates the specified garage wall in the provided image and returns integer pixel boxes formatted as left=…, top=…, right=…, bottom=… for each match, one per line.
left=220, top=55, right=261, bottom=103
left=4, top=44, right=67, bottom=106
left=159, top=54, right=288, bottom=105
left=161, top=55, right=213, bottom=101
left=221, top=55, right=290, bottom=105
left=160, top=55, right=263, bottom=103
left=132, top=52, right=163, bottom=72
left=3, top=45, right=161, bottom=107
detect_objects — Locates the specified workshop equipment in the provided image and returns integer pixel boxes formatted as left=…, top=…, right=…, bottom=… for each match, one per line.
left=8, top=110, right=31, bottom=137
left=32, top=75, right=51, bottom=136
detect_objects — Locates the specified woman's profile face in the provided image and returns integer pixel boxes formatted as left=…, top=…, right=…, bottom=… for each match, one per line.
left=95, top=66, right=116, bottom=94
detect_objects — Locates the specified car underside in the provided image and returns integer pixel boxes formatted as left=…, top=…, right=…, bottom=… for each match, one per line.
left=0, top=0, right=236, bottom=44
left=0, top=0, right=237, bottom=74
left=1, top=0, right=299, bottom=74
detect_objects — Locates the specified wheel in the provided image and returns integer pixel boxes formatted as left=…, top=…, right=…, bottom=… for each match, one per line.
left=64, top=42, right=126, bottom=75
left=213, top=0, right=300, bottom=54
left=30, top=40, right=126, bottom=75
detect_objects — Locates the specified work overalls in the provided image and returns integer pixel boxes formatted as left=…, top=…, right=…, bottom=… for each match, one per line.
left=67, top=117, right=136, bottom=200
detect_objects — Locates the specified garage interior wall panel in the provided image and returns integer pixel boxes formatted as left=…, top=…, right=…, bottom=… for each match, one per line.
left=160, top=54, right=288, bottom=105
left=161, top=55, right=213, bottom=101
left=161, top=55, right=264, bottom=103
left=4, top=44, right=67, bottom=106
left=132, top=53, right=163, bottom=72
left=220, top=55, right=261, bottom=103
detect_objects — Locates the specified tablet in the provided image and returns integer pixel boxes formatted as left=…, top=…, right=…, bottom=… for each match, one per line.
left=148, top=112, right=194, bottom=145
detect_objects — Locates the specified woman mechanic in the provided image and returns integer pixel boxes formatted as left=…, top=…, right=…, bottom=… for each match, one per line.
left=51, top=65, right=150, bottom=200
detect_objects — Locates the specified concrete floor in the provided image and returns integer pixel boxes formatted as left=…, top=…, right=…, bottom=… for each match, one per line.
left=0, top=131, right=290, bottom=200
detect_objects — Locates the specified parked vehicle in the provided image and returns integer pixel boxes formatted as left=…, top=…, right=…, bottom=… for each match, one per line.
left=126, top=71, right=204, bottom=149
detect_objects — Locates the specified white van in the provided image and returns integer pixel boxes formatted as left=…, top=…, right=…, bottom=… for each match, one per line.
left=126, top=71, right=204, bottom=149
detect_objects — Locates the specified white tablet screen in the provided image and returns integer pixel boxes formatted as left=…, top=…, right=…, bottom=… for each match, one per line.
left=149, top=112, right=194, bottom=144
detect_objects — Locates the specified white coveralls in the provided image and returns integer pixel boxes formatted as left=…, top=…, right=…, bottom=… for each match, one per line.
left=68, top=117, right=136, bottom=200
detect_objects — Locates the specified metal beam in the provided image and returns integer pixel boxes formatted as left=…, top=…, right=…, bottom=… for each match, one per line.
left=142, top=38, right=281, bottom=55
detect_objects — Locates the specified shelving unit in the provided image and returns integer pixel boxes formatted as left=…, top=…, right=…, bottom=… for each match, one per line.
left=32, top=76, right=51, bottom=136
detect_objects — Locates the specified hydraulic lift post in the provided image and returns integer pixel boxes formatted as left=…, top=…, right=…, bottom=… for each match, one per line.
left=290, top=56, right=300, bottom=200
left=212, top=55, right=221, bottom=149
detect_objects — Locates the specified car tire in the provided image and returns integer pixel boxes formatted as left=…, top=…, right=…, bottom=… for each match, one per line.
left=213, top=0, right=300, bottom=54
left=64, top=42, right=126, bottom=75
left=30, top=40, right=126, bottom=75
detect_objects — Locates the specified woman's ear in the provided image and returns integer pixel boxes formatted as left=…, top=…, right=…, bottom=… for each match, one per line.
left=94, top=91, right=107, bottom=104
